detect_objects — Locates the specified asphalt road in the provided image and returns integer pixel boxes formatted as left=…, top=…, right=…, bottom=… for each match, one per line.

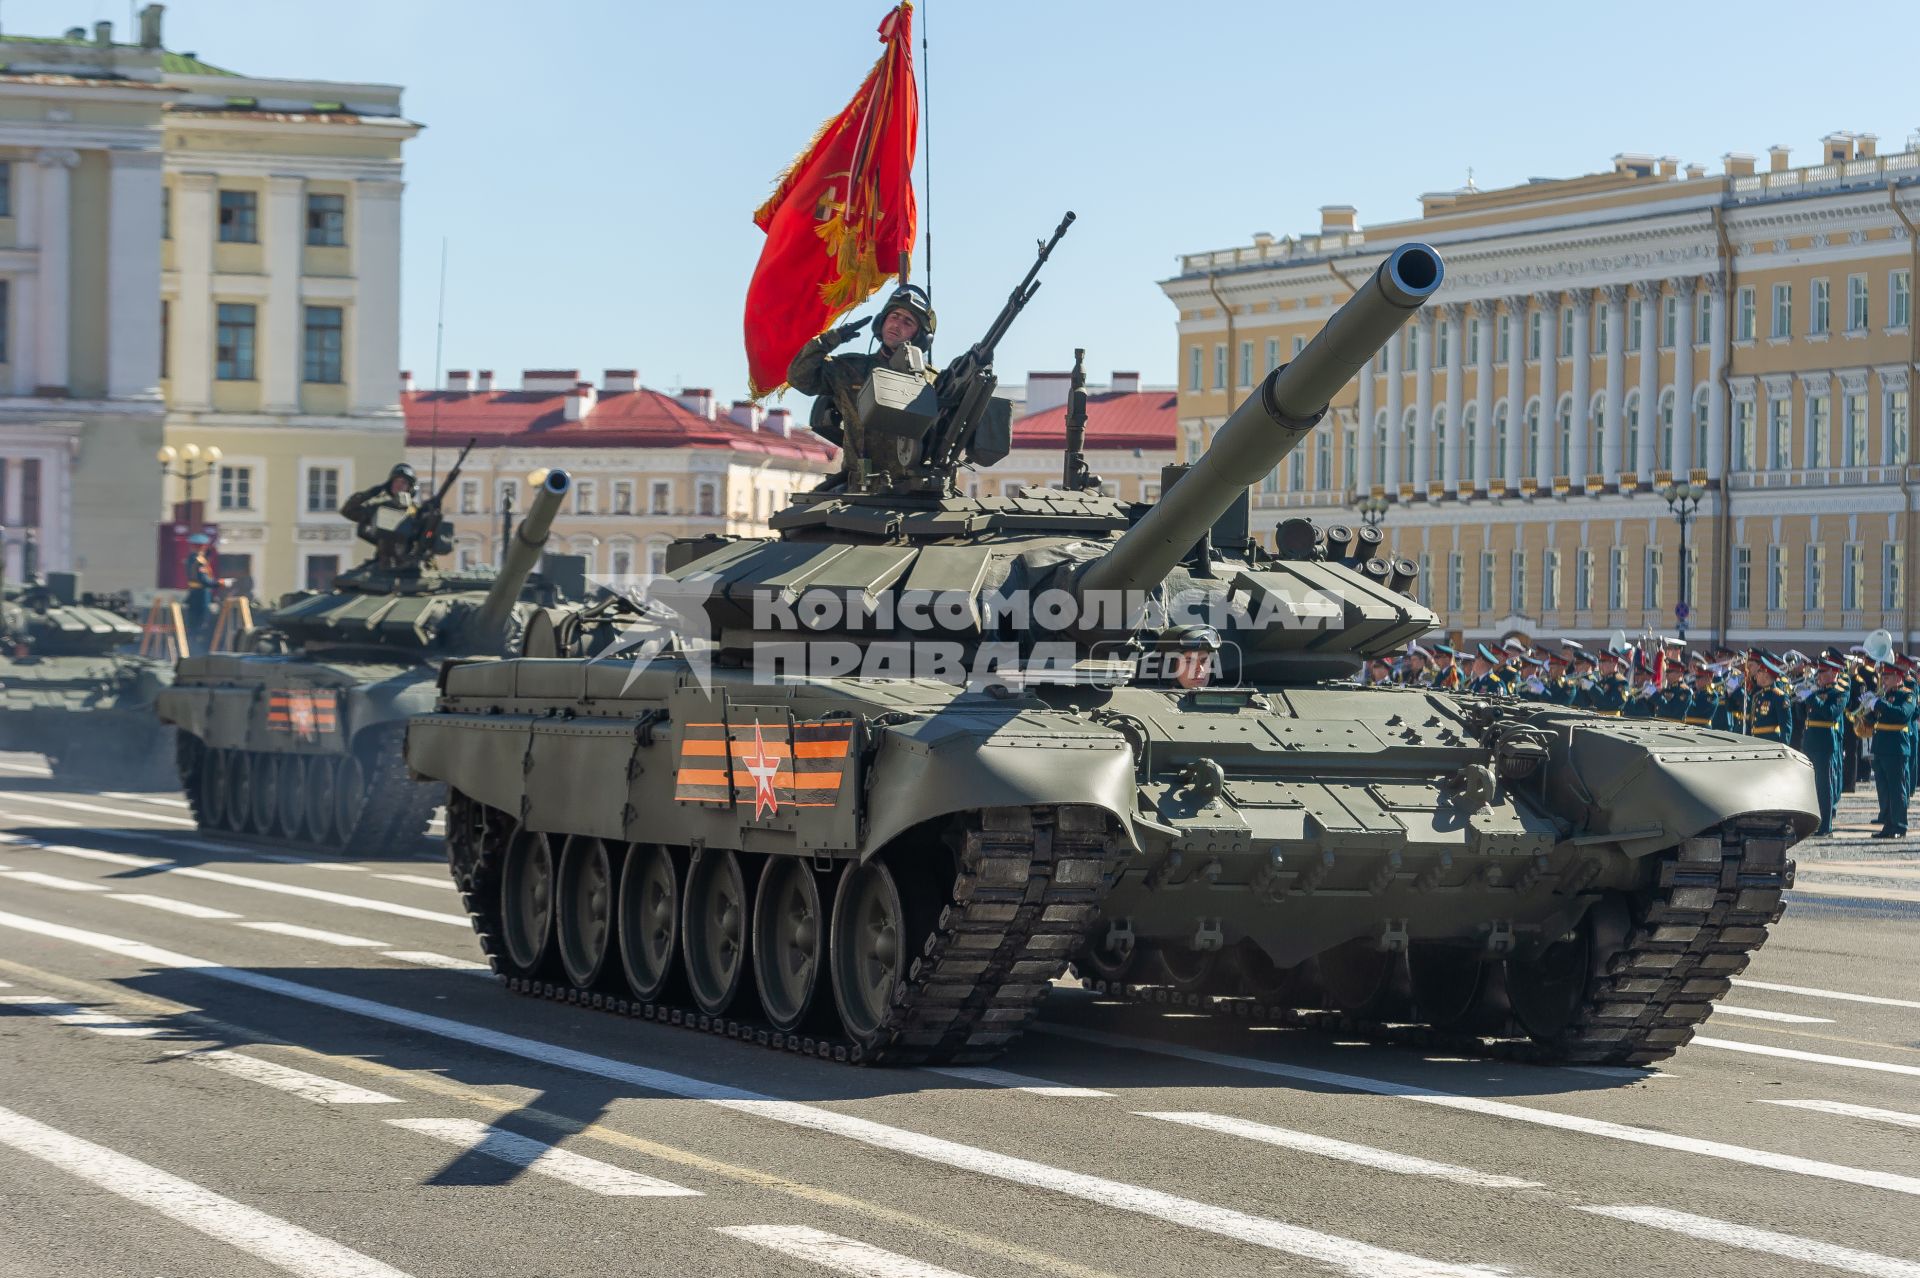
left=0, top=751, right=1915, bottom=1278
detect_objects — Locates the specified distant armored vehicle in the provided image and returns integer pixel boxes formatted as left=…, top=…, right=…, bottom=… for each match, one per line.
left=406, top=236, right=1816, bottom=1065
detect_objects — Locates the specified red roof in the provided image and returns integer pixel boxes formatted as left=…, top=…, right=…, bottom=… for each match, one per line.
left=401, top=388, right=836, bottom=463
left=1010, top=390, right=1179, bottom=451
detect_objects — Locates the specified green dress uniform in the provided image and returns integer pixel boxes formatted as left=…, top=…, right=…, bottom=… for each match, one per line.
left=1867, top=686, right=1916, bottom=837
left=1655, top=684, right=1692, bottom=722
left=1580, top=673, right=1628, bottom=717
left=1746, top=682, right=1792, bottom=743
left=1685, top=683, right=1729, bottom=732
left=1624, top=684, right=1660, bottom=719
left=1469, top=670, right=1506, bottom=696
left=1799, top=684, right=1846, bottom=836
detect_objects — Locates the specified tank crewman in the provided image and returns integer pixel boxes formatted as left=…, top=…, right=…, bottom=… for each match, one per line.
left=1153, top=624, right=1221, bottom=689
left=1429, top=643, right=1462, bottom=692
left=1860, top=660, right=1915, bottom=838
left=788, top=285, right=937, bottom=492
left=1745, top=657, right=1793, bottom=746
left=1685, top=659, right=1729, bottom=731
left=1467, top=643, right=1506, bottom=696
left=1799, top=659, right=1847, bottom=836
left=1582, top=650, right=1629, bottom=716
left=340, top=462, right=442, bottom=571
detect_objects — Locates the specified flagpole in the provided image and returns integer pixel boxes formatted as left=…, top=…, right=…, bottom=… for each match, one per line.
left=920, top=0, right=932, bottom=296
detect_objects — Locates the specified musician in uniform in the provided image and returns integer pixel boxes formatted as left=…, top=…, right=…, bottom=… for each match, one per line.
left=1429, top=643, right=1462, bottom=692
left=1861, top=661, right=1915, bottom=838
left=1745, top=657, right=1793, bottom=746
left=1799, top=659, right=1848, bottom=836
left=1685, top=659, right=1729, bottom=731
left=1467, top=643, right=1506, bottom=696
left=1625, top=650, right=1662, bottom=719
left=1582, top=650, right=1629, bottom=717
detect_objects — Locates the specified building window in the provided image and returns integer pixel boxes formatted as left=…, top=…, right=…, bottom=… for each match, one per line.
left=1892, top=270, right=1912, bottom=329
left=1736, top=286, right=1756, bottom=341
left=1843, top=543, right=1862, bottom=611
left=1848, top=274, right=1869, bottom=332
left=1497, top=314, right=1511, bottom=363
left=1662, top=296, right=1678, bottom=348
left=1554, top=396, right=1573, bottom=476
left=647, top=541, right=670, bottom=576
left=1264, top=337, right=1278, bottom=375
left=158, top=297, right=166, bottom=378
left=1511, top=550, right=1528, bottom=612
left=1417, top=554, right=1432, bottom=608
left=1766, top=545, right=1786, bottom=611
left=1524, top=401, right=1541, bottom=475
left=1804, top=544, right=1825, bottom=612
left=1574, top=548, right=1592, bottom=611
left=1627, top=300, right=1642, bottom=352
left=459, top=479, right=478, bottom=514
left=1286, top=452, right=1302, bottom=492
left=1238, top=340, right=1252, bottom=388
left=1446, top=553, right=1463, bottom=612
left=1732, top=546, right=1751, bottom=610
left=305, top=193, right=346, bottom=246
left=1437, top=320, right=1451, bottom=366
left=1643, top=546, right=1662, bottom=609
left=1493, top=402, right=1510, bottom=473
left=1462, top=405, right=1478, bottom=485
left=649, top=480, right=671, bottom=514
left=0, top=280, right=10, bottom=363
left=1314, top=433, right=1331, bottom=489
left=1187, top=429, right=1202, bottom=463
left=1890, top=389, right=1910, bottom=466
left=1594, top=304, right=1608, bottom=355
left=1558, top=308, right=1574, bottom=358
left=217, top=189, right=257, bottom=243
left=1810, top=278, right=1830, bottom=336
left=1607, top=546, right=1626, bottom=611
left=0, top=162, right=10, bottom=217
left=302, top=305, right=343, bottom=383
left=1212, top=344, right=1226, bottom=390
left=1684, top=545, right=1697, bottom=608
left=1401, top=408, right=1416, bottom=481
left=1342, top=430, right=1354, bottom=492
left=305, top=555, right=340, bottom=592
left=609, top=544, right=633, bottom=577
left=1478, top=550, right=1494, bottom=611
left=1292, top=335, right=1305, bottom=358
left=1543, top=549, right=1560, bottom=610
left=1698, top=296, right=1712, bottom=346
left=1467, top=318, right=1481, bottom=364
left=1658, top=388, right=1676, bottom=471
left=1806, top=393, right=1831, bottom=468
left=304, top=466, right=339, bottom=513
left=1732, top=399, right=1755, bottom=470
left=1843, top=392, right=1867, bottom=466
left=215, top=303, right=256, bottom=380
left=613, top=480, right=634, bottom=514
left=1406, top=324, right=1420, bottom=368
left=497, top=480, right=520, bottom=514
left=1528, top=312, right=1543, bottom=359
left=1188, top=346, right=1201, bottom=391
left=1624, top=391, right=1642, bottom=467
left=1430, top=406, right=1448, bottom=484
left=218, top=464, right=253, bottom=511
left=575, top=479, right=596, bottom=515
left=1770, top=283, right=1792, bottom=339
left=1769, top=397, right=1791, bottom=470
left=1692, top=388, right=1710, bottom=467
left=1885, top=544, right=1905, bottom=611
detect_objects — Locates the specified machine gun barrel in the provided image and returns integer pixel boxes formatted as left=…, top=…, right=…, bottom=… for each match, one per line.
left=466, top=467, right=570, bottom=653
left=1074, top=242, right=1442, bottom=602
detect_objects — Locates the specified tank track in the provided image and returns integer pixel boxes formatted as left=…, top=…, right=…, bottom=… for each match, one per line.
left=1077, top=820, right=1796, bottom=1068
left=448, top=795, right=1126, bottom=1066
left=344, top=727, right=442, bottom=854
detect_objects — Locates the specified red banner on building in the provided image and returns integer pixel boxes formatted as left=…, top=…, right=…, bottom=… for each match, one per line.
left=744, top=3, right=918, bottom=396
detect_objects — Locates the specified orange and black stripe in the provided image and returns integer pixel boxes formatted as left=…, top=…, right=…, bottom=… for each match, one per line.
left=673, top=717, right=855, bottom=813
left=266, top=689, right=339, bottom=735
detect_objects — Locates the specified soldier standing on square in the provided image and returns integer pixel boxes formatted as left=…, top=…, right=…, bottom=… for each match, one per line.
left=1799, top=659, right=1847, bottom=836
left=1862, top=661, right=1915, bottom=838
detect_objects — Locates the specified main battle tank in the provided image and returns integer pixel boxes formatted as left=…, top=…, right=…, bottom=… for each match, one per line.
left=158, top=468, right=576, bottom=852
left=406, top=240, right=1817, bottom=1066
left=0, top=568, right=174, bottom=786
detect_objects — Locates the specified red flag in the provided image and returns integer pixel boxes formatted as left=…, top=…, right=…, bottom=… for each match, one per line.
left=744, top=3, right=918, bottom=396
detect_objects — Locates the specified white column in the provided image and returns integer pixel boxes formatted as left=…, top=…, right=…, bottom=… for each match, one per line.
left=1635, top=280, right=1662, bottom=479
left=34, top=147, right=78, bottom=395
left=171, top=172, right=217, bottom=413
left=1705, top=271, right=1729, bottom=475
left=1567, top=288, right=1592, bottom=481
left=1472, top=299, right=1496, bottom=490
left=1355, top=356, right=1375, bottom=493
left=1503, top=296, right=1527, bottom=486
left=1442, top=303, right=1466, bottom=489
left=262, top=174, right=305, bottom=413
left=1413, top=311, right=1435, bottom=491
left=1383, top=322, right=1404, bottom=492
left=106, top=148, right=165, bottom=400
left=349, top=178, right=404, bottom=415
left=1535, top=292, right=1559, bottom=487
left=1601, top=284, right=1628, bottom=483
left=1672, top=281, right=1696, bottom=474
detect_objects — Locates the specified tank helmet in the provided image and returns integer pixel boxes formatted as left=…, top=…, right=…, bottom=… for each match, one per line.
left=388, top=462, right=417, bottom=489
left=872, top=284, right=936, bottom=352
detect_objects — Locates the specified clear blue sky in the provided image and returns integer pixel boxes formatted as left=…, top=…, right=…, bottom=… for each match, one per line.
left=15, top=0, right=1917, bottom=399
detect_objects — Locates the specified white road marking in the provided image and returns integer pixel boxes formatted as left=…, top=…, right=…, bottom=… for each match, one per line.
left=374, top=873, right=454, bottom=890
left=1139, top=1111, right=1544, bottom=1190
left=1036, top=1024, right=1920, bottom=1198
left=0, top=995, right=162, bottom=1037
left=1579, top=1205, right=1920, bottom=1277
left=1693, top=1037, right=1920, bottom=1078
left=258, top=854, right=366, bottom=873
left=0, top=807, right=77, bottom=826
left=1789, top=881, right=1920, bottom=904
left=3, top=793, right=197, bottom=826
left=109, top=893, right=241, bottom=921
left=1766, top=1099, right=1920, bottom=1130
left=717, top=1225, right=979, bottom=1277
left=27, top=841, right=469, bottom=927
left=174, top=1049, right=401, bottom=1104
left=1711, top=1004, right=1835, bottom=1024
left=0, top=760, right=51, bottom=775
left=0, top=1102, right=415, bottom=1278
left=924, top=1066, right=1115, bottom=1098
left=1730, top=978, right=1920, bottom=1011
left=103, top=792, right=193, bottom=810
left=386, top=1118, right=700, bottom=1197
left=382, top=950, right=492, bottom=975
left=0, top=909, right=1513, bottom=1278
left=1, top=868, right=109, bottom=892
left=241, top=921, right=387, bottom=948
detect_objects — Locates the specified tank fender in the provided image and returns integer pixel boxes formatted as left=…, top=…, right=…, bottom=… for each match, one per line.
left=860, top=711, right=1139, bottom=858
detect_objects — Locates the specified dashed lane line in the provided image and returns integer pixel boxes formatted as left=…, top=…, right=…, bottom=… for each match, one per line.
left=172, top=1048, right=401, bottom=1105
left=0, top=1102, right=415, bottom=1278
left=102, top=792, right=193, bottom=810
left=1034, top=1023, right=1920, bottom=1199
left=109, top=893, right=241, bottom=921
left=1, top=868, right=109, bottom=892
left=717, top=1225, right=980, bottom=1278
left=1692, top=1037, right=1920, bottom=1078
left=240, top=921, right=388, bottom=949
left=1730, top=979, right=1920, bottom=1011
left=0, top=995, right=163, bottom=1038
left=386, top=1118, right=702, bottom=1198
left=1579, top=1205, right=1920, bottom=1277
left=923, top=1066, right=1115, bottom=1098
left=0, top=909, right=1520, bottom=1278
left=2, top=793, right=198, bottom=826
left=1764, top=1100, right=1920, bottom=1131
left=1711, top=1005, right=1835, bottom=1024
left=1138, top=1112, right=1544, bottom=1190
left=381, top=950, right=491, bottom=974
left=374, top=873, right=455, bottom=890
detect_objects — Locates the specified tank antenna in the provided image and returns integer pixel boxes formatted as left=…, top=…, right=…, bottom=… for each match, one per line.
left=429, top=237, right=448, bottom=489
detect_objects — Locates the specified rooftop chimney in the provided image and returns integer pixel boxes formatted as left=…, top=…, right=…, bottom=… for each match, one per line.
left=602, top=369, right=639, bottom=392
left=675, top=388, right=715, bottom=419
left=728, top=399, right=763, bottom=431
left=1684, top=163, right=1706, bottom=180
left=1657, top=156, right=1679, bottom=178
left=1251, top=231, right=1275, bottom=249
left=562, top=381, right=597, bottom=422
left=1769, top=145, right=1791, bottom=172
left=1319, top=205, right=1358, bottom=234
left=65, top=26, right=87, bottom=40
left=764, top=407, right=793, bottom=438
left=1024, top=371, right=1071, bottom=417
left=1722, top=152, right=1756, bottom=177
left=521, top=368, right=578, bottom=392
left=1822, top=131, right=1855, bottom=164
left=93, top=20, right=113, bottom=46
left=1612, top=153, right=1656, bottom=177
left=1110, top=371, right=1140, bottom=394
left=400, top=369, right=414, bottom=393
left=1859, top=134, right=1879, bottom=159
left=474, top=369, right=494, bottom=393
left=446, top=369, right=471, bottom=393
left=138, top=4, right=164, bottom=51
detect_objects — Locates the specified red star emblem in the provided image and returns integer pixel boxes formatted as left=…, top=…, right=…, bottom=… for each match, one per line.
left=741, top=721, right=783, bottom=819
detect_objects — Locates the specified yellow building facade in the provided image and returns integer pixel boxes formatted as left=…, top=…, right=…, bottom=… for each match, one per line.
left=1165, top=133, right=1920, bottom=649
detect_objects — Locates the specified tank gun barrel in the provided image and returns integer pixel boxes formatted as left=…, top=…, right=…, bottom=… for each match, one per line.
left=467, top=468, right=570, bottom=653
left=1075, top=243, right=1442, bottom=603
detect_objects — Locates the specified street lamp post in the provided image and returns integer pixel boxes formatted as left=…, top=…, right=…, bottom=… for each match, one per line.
left=1658, top=480, right=1708, bottom=644
left=157, top=443, right=223, bottom=526
left=1357, top=493, right=1390, bottom=530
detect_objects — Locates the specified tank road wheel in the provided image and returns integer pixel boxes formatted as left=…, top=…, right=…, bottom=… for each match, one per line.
left=752, top=857, right=830, bottom=1033
left=333, top=753, right=367, bottom=852
left=197, top=749, right=230, bottom=831
left=1410, top=943, right=1508, bottom=1033
left=829, top=858, right=911, bottom=1049
left=682, top=850, right=753, bottom=1017
left=498, top=829, right=557, bottom=979
left=277, top=755, right=308, bottom=840
left=1075, top=922, right=1137, bottom=986
left=556, top=837, right=616, bottom=989
left=616, top=844, right=682, bottom=1002
left=248, top=754, right=279, bottom=836
left=1506, top=898, right=1628, bottom=1043
left=1318, top=937, right=1411, bottom=1018
left=304, top=756, right=339, bottom=846
left=1149, top=944, right=1217, bottom=995
left=223, top=751, right=253, bottom=834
